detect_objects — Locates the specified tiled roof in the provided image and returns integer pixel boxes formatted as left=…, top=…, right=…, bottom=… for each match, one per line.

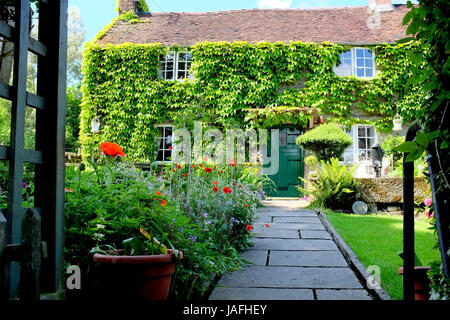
left=99, top=5, right=410, bottom=46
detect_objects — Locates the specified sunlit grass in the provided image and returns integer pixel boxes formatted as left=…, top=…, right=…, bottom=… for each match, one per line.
left=324, top=210, right=440, bottom=300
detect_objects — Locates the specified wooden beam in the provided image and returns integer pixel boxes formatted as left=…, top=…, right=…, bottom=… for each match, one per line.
left=35, top=0, right=68, bottom=296
left=5, top=0, right=30, bottom=299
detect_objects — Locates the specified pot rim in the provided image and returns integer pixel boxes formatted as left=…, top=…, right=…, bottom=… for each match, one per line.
left=93, top=249, right=183, bottom=264
left=398, top=266, right=431, bottom=275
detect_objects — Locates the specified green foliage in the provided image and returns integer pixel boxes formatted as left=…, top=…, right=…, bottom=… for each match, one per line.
left=304, top=155, right=318, bottom=168
left=80, top=35, right=429, bottom=162
left=296, top=124, right=352, bottom=161
left=299, top=158, right=358, bottom=210
left=244, top=107, right=314, bottom=128
left=429, top=259, right=450, bottom=300
left=66, top=86, right=82, bottom=150
left=382, top=134, right=405, bottom=163
left=64, top=152, right=264, bottom=300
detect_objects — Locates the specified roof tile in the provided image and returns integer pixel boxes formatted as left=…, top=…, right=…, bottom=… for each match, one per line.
left=99, top=5, right=410, bottom=46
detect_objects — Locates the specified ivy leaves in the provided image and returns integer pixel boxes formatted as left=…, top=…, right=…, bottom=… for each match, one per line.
left=81, top=38, right=429, bottom=162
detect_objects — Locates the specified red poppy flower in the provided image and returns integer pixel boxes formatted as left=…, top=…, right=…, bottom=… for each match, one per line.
left=238, top=185, right=243, bottom=189
left=244, top=204, right=249, bottom=207
left=265, top=224, right=271, bottom=228
left=100, top=142, right=125, bottom=158
left=172, top=169, right=176, bottom=172
left=192, top=165, right=196, bottom=168
left=160, top=199, right=167, bottom=207
left=176, top=164, right=181, bottom=169
left=155, top=191, right=162, bottom=196
left=223, top=187, right=232, bottom=194
left=246, top=224, right=252, bottom=232
left=168, top=146, right=173, bottom=150
left=229, top=159, right=236, bottom=166
left=213, top=187, right=219, bottom=193
left=205, top=167, right=212, bottom=173
left=213, top=181, right=218, bottom=185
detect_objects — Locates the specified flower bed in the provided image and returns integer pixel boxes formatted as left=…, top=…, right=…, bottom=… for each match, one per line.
left=64, top=143, right=265, bottom=300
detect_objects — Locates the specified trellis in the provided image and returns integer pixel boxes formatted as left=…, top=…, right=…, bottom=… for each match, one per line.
left=0, top=0, right=67, bottom=300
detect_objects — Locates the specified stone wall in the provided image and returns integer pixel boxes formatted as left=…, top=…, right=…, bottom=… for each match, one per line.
left=356, top=177, right=430, bottom=204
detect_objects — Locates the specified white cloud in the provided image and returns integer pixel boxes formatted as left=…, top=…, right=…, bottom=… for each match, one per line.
left=258, top=0, right=293, bottom=9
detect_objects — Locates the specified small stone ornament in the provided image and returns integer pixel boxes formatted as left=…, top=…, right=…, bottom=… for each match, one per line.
left=352, top=201, right=368, bottom=215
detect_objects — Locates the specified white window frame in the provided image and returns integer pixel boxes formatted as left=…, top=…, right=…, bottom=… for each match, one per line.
left=159, top=51, right=193, bottom=81
left=334, top=47, right=376, bottom=79
left=341, top=124, right=378, bottom=177
left=155, top=124, right=174, bottom=163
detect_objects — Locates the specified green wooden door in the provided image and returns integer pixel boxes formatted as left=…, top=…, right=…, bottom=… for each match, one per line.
left=265, top=127, right=304, bottom=197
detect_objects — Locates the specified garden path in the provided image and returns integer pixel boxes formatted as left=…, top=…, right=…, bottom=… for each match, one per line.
left=209, top=199, right=373, bottom=300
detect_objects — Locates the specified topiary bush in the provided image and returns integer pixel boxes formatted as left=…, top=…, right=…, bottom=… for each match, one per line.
left=298, top=157, right=359, bottom=210
left=296, top=123, right=353, bottom=161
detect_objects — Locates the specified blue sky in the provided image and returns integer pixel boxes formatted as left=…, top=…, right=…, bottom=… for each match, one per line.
left=69, top=0, right=416, bottom=43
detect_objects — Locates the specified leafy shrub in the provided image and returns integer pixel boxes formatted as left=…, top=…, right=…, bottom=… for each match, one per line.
left=296, top=124, right=352, bottom=161
left=304, top=155, right=319, bottom=168
left=381, top=134, right=405, bottom=163
left=65, top=153, right=264, bottom=300
left=298, top=158, right=359, bottom=210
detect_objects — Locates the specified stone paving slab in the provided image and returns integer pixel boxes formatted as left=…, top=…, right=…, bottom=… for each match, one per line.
left=250, top=238, right=338, bottom=251
left=253, top=229, right=300, bottom=239
left=253, top=222, right=325, bottom=231
left=272, top=216, right=322, bottom=223
left=209, top=202, right=373, bottom=300
left=269, top=251, right=348, bottom=267
left=240, top=250, right=268, bottom=266
left=316, top=289, right=372, bottom=300
left=300, top=230, right=332, bottom=240
left=209, top=288, right=314, bottom=300
left=216, top=266, right=363, bottom=289
left=257, top=211, right=317, bottom=217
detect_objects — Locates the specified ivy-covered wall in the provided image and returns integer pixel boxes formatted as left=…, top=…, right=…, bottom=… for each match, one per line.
left=80, top=14, right=428, bottom=163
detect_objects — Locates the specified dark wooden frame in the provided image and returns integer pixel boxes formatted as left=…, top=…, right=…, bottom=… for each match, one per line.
left=0, top=0, right=67, bottom=300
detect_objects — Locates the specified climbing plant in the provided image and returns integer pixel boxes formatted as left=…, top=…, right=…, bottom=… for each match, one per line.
left=80, top=12, right=430, bottom=163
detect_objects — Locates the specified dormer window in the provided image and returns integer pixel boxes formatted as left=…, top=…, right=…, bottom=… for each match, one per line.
left=159, top=51, right=193, bottom=81
left=334, top=48, right=375, bottom=79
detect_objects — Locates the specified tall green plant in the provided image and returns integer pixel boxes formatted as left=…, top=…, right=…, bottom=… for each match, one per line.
left=299, top=158, right=358, bottom=210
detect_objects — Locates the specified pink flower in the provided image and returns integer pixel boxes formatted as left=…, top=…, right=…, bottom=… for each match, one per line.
left=424, top=198, right=432, bottom=207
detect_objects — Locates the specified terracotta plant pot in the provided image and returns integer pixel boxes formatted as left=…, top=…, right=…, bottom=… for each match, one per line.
left=398, top=266, right=431, bottom=300
left=93, top=249, right=183, bottom=300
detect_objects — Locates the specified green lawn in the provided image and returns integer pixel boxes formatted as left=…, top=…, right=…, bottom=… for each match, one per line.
left=324, top=210, right=440, bottom=300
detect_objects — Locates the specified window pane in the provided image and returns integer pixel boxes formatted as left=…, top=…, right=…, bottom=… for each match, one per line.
left=356, top=68, right=365, bottom=77
left=178, top=62, right=186, bottom=71
left=364, top=49, right=372, bottom=58
left=165, top=127, right=172, bottom=136
left=367, top=138, right=374, bottom=149
left=366, top=69, right=373, bottom=77
left=166, top=71, right=173, bottom=80
left=356, top=48, right=364, bottom=58
left=359, top=150, right=367, bottom=161
left=342, top=51, right=351, bottom=59
left=358, top=127, right=365, bottom=137
left=365, top=59, right=373, bottom=68
left=356, top=59, right=365, bottom=67
left=366, top=126, right=375, bottom=137
left=178, top=71, right=186, bottom=80
left=156, top=149, right=164, bottom=161
left=358, top=138, right=366, bottom=149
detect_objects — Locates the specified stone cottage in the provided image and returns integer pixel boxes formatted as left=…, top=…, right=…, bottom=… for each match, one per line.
left=82, top=0, right=422, bottom=197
